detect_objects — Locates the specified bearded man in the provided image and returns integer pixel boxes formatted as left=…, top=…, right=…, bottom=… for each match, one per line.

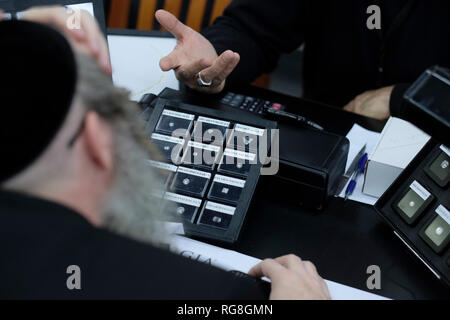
left=0, top=12, right=330, bottom=300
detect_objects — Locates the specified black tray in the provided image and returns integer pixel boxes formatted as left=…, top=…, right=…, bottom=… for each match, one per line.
left=375, top=139, right=450, bottom=286
left=146, top=98, right=277, bottom=244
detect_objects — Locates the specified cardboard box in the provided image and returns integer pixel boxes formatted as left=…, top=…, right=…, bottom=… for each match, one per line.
left=363, top=117, right=430, bottom=198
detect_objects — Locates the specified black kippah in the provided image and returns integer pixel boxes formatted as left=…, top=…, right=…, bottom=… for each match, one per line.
left=0, top=20, right=77, bottom=183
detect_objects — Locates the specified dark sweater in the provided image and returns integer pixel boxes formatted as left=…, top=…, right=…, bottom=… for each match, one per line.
left=0, top=191, right=267, bottom=299
left=203, top=0, right=450, bottom=116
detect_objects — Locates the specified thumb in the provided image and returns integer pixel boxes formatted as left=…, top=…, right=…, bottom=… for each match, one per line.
left=155, top=9, right=190, bottom=40
left=160, top=50, right=180, bottom=71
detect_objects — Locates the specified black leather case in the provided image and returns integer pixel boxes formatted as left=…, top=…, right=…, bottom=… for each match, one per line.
left=265, top=122, right=349, bottom=210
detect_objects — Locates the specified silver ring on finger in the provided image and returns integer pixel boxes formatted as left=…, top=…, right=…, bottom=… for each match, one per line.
left=197, top=71, right=212, bottom=87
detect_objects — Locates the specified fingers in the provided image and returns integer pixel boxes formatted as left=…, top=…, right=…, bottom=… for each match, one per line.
left=200, top=50, right=240, bottom=86
left=21, top=6, right=111, bottom=74
left=176, top=59, right=213, bottom=82
left=155, top=9, right=190, bottom=40
left=264, top=255, right=321, bottom=280
left=302, top=260, right=330, bottom=299
left=168, top=51, right=239, bottom=93
left=274, top=255, right=319, bottom=279
left=248, top=258, right=286, bottom=282
left=77, top=10, right=111, bottom=73
left=250, top=255, right=331, bottom=300
left=320, top=278, right=331, bottom=299
left=274, top=254, right=304, bottom=270
left=303, top=260, right=320, bottom=279
left=160, top=49, right=181, bottom=71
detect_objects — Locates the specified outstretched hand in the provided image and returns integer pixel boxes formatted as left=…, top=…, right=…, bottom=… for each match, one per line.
left=155, top=10, right=240, bottom=93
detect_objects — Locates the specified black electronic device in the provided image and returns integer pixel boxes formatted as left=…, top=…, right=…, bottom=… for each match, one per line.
left=375, top=66, right=450, bottom=287
left=268, top=122, right=349, bottom=210
left=219, top=91, right=324, bottom=130
left=375, top=141, right=450, bottom=286
left=144, top=88, right=350, bottom=211
left=403, top=66, right=450, bottom=146
left=145, top=98, right=277, bottom=243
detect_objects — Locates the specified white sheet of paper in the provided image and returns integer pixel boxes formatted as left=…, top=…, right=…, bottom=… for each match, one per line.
left=107, top=34, right=179, bottom=101
left=169, top=235, right=389, bottom=300
left=337, top=124, right=381, bottom=205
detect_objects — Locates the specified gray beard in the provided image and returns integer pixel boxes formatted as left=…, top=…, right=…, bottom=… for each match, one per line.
left=100, top=123, right=176, bottom=246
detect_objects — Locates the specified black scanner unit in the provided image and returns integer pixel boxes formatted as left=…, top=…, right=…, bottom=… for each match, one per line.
left=270, top=122, right=349, bottom=210
left=141, top=88, right=349, bottom=211
left=402, top=66, right=450, bottom=146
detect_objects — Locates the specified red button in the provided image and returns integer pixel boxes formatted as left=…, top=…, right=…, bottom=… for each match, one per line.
left=271, top=103, right=282, bottom=110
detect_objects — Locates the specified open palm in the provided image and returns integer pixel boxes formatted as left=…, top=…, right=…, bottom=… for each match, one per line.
left=155, top=10, right=240, bottom=93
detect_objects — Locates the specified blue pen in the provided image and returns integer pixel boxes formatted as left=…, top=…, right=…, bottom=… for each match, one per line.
left=344, top=153, right=368, bottom=201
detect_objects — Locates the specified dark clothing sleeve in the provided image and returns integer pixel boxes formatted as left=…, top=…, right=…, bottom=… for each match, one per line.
left=0, top=191, right=269, bottom=300
left=202, top=0, right=450, bottom=109
left=202, top=0, right=305, bottom=85
left=389, top=83, right=411, bottom=118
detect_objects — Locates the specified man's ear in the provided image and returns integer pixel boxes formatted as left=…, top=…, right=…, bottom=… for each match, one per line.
left=82, top=111, right=114, bottom=171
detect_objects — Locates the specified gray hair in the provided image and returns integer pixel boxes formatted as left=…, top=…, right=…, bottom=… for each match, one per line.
left=5, top=53, right=175, bottom=245
left=76, top=54, right=175, bottom=245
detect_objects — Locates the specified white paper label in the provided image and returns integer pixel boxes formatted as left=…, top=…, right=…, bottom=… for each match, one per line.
left=436, top=205, right=450, bottom=225
left=197, top=116, right=230, bottom=128
left=440, top=145, right=450, bottom=157
left=177, top=166, right=212, bottom=179
left=234, top=124, right=265, bottom=136
left=147, top=160, right=178, bottom=172
left=223, top=149, right=256, bottom=161
left=151, top=133, right=184, bottom=144
left=162, top=109, right=195, bottom=120
left=410, top=181, right=431, bottom=201
left=205, top=201, right=235, bottom=215
left=187, top=141, right=221, bottom=152
left=165, top=192, right=202, bottom=207
left=213, top=174, right=246, bottom=188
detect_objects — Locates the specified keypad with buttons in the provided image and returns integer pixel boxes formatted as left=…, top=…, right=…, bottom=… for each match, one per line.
left=147, top=104, right=275, bottom=243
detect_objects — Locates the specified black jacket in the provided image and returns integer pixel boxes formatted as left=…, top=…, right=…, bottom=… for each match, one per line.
left=0, top=191, right=267, bottom=299
left=203, top=0, right=450, bottom=115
